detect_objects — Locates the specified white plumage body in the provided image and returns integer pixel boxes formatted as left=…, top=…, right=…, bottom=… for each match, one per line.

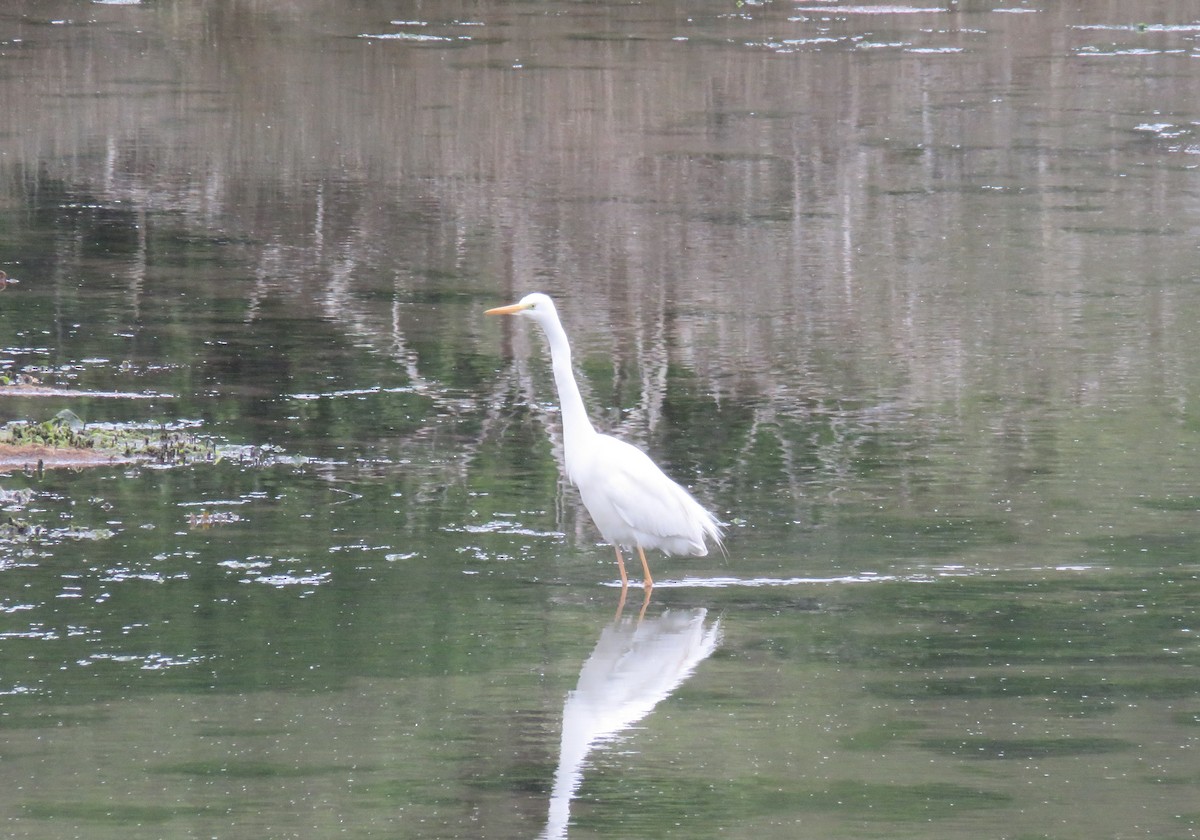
left=569, top=432, right=720, bottom=557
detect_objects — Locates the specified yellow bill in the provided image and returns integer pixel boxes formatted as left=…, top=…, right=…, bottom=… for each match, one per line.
left=484, top=301, right=531, bottom=316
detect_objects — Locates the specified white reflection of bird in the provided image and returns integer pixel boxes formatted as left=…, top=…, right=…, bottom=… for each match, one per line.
left=541, top=609, right=723, bottom=839
left=486, top=293, right=723, bottom=598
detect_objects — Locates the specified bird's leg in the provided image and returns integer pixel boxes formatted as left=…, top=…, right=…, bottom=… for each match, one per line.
left=637, top=546, right=654, bottom=590
left=614, top=546, right=629, bottom=620
left=614, top=546, right=629, bottom=587
left=636, top=546, right=654, bottom=621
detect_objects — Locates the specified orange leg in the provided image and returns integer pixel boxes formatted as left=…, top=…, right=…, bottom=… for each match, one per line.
left=614, top=546, right=630, bottom=586
left=614, top=546, right=629, bottom=619
left=636, top=546, right=654, bottom=621
left=637, top=545, right=654, bottom=589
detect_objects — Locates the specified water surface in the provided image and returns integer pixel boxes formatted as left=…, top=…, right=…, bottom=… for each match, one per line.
left=1, top=1, right=1198, bottom=838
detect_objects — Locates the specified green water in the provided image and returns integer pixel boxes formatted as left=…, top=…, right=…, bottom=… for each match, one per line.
left=2, top=1, right=1199, bottom=838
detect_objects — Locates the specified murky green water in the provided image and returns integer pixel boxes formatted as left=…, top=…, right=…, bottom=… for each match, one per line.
left=2, top=1, right=1199, bottom=838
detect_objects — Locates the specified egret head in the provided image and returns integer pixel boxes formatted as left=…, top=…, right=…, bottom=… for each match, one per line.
left=484, top=292, right=559, bottom=327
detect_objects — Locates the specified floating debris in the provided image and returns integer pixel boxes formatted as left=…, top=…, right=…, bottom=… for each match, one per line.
left=187, top=510, right=243, bottom=530
left=0, top=487, right=34, bottom=509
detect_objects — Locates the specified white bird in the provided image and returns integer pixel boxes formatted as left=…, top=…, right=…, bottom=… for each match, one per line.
left=485, top=293, right=723, bottom=598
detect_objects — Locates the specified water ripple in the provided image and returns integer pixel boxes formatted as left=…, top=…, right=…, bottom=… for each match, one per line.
left=82, top=651, right=205, bottom=670
left=610, top=573, right=929, bottom=588
left=792, top=5, right=945, bottom=14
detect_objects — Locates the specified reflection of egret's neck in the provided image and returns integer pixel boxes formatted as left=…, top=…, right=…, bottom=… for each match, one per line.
left=542, top=608, right=722, bottom=839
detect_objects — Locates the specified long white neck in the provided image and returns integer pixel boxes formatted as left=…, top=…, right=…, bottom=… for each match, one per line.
left=539, top=313, right=598, bottom=474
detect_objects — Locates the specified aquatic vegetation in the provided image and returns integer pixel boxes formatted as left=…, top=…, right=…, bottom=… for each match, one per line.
left=0, top=519, right=115, bottom=543
left=0, top=411, right=268, bottom=471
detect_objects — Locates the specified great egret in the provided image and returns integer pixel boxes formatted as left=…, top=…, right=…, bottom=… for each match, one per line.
left=485, top=293, right=723, bottom=598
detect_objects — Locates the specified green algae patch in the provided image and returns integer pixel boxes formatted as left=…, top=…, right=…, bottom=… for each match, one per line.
left=0, top=411, right=276, bottom=473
